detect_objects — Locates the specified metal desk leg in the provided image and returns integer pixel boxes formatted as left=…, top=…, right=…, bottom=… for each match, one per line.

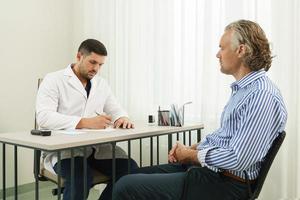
left=183, top=131, right=186, bottom=145
left=57, top=151, right=62, bottom=200
left=150, top=137, right=153, bottom=166
left=156, top=136, right=159, bottom=165
left=2, top=144, right=6, bottom=200
left=168, top=134, right=172, bottom=152
left=188, top=130, right=191, bottom=146
left=70, top=149, right=74, bottom=200
left=14, top=145, right=18, bottom=200
left=127, top=140, right=131, bottom=174
left=112, top=142, right=116, bottom=187
left=33, top=150, right=39, bottom=200
left=139, top=138, right=142, bottom=167
left=83, top=147, right=87, bottom=199
left=197, top=129, right=201, bottom=142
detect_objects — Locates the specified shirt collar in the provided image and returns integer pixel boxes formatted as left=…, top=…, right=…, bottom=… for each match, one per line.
left=230, top=69, right=266, bottom=92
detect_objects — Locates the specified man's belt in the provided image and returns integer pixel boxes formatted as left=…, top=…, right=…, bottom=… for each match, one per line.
left=221, top=171, right=256, bottom=184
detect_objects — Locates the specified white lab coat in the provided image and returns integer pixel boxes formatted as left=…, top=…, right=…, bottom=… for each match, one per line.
left=36, top=64, right=128, bottom=173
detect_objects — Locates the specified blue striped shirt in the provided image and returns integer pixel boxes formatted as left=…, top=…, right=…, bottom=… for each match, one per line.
left=197, top=69, right=287, bottom=180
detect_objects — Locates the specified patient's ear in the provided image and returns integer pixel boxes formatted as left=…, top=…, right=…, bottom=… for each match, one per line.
left=237, top=44, right=246, bottom=58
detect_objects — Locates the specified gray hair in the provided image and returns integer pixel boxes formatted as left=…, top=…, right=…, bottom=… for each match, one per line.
left=225, top=20, right=272, bottom=71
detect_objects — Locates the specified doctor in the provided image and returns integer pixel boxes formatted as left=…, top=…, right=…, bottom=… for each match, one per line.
left=36, top=39, right=138, bottom=200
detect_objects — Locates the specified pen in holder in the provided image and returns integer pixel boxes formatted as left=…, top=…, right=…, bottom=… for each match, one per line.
left=158, top=109, right=170, bottom=126
left=169, top=101, right=192, bottom=126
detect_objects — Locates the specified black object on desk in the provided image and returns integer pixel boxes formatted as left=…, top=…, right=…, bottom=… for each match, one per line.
left=31, top=129, right=51, bottom=136
left=148, top=115, right=155, bottom=123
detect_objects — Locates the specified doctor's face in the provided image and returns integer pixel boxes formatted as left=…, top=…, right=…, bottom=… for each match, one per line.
left=76, top=52, right=106, bottom=80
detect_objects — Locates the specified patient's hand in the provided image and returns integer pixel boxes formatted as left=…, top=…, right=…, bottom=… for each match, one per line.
left=175, top=142, right=199, bottom=165
left=168, top=143, right=178, bottom=163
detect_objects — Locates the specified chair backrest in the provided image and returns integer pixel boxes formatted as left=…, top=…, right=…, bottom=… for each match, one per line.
left=248, top=131, right=286, bottom=200
left=33, top=78, right=48, bottom=181
left=34, top=78, right=43, bottom=130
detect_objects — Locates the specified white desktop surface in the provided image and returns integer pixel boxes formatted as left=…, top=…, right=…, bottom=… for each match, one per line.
left=0, top=122, right=204, bottom=151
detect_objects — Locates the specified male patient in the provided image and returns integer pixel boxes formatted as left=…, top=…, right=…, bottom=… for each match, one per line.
left=36, top=39, right=138, bottom=200
left=112, top=20, right=287, bottom=200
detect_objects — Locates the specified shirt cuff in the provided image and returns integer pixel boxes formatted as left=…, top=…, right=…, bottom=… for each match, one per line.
left=197, top=147, right=215, bottom=167
left=112, top=112, right=129, bottom=123
left=72, top=117, right=82, bottom=129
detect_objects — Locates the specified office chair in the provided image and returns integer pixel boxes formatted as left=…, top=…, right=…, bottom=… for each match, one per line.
left=180, top=131, right=286, bottom=200
left=33, top=78, right=110, bottom=195
left=245, top=131, right=286, bottom=200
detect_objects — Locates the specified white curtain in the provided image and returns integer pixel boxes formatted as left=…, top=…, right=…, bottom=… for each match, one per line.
left=73, top=0, right=300, bottom=199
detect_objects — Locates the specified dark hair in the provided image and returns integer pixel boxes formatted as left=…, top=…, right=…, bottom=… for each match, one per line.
left=225, top=20, right=272, bottom=71
left=78, top=39, right=107, bottom=56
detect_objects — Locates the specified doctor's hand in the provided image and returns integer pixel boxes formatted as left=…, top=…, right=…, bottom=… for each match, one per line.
left=114, top=117, right=134, bottom=129
left=76, top=115, right=112, bottom=129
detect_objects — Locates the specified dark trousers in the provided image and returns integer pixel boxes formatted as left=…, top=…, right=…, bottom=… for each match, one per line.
left=53, top=156, right=138, bottom=200
left=112, top=164, right=249, bottom=200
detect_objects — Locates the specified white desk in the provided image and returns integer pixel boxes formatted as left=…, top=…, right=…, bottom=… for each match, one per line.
left=0, top=122, right=204, bottom=200
left=0, top=122, right=203, bottom=151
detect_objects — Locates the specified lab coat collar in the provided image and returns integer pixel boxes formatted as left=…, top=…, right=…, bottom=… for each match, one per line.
left=63, top=64, right=87, bottom=99
left=63, top=64, right=100, bottom=99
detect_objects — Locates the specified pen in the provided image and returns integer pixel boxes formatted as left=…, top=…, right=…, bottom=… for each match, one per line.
left=158, top=106, right=163, bottom=125
left=95, top=111, right=107, bottom=116
left=95, top=111, right=113, bottom=126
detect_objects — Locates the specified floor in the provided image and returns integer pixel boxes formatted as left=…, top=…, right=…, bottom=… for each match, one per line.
left=5, top=182, right=106, bottom=200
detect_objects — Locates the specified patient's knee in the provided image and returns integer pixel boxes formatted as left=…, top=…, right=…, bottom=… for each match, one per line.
left=113, top=174, right=138, bottom=200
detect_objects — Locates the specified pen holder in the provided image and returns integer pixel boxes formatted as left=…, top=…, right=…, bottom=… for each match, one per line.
left=158, top=110, right=170, bottom=126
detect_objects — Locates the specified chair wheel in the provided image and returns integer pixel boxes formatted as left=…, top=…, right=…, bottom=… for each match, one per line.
left=52, top=188, right=58, bottom=195
left=52, top=187, right=64, bottom=196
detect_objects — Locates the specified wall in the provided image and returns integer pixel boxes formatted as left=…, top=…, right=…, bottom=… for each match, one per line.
left=1, top=1, right=299, bottom=199
left=0, top=0, right=74, bottom=187
left=70, top=1, right=300, bottom=199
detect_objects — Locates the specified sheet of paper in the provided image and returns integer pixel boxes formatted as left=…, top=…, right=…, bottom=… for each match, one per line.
left=81, top=127, right=115, bottom=132
left=55, top=127, right=115, bottom=135
left=54, top=130, right=86, bottom=135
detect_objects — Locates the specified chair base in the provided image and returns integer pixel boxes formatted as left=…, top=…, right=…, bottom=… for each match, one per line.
left=52, top=187, right=64, bottom=196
